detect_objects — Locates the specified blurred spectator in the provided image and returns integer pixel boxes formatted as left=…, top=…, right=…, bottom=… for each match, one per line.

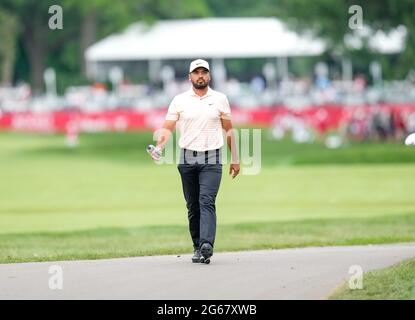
left=347, top=108, right=370, bottom=141
left=0, top=82, right=31, bottom=111
left=353, top=74, right=367, bottom=92
left=392, top=109, right=407, bottom=140
left=372, top=108, right=389, bottom=142
left=405, top=112, right=415, bottom=134
left=250, top=75, right=266, bottom=93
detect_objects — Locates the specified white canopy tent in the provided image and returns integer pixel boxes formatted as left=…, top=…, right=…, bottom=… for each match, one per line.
left=85, top=17, right=406, bottom=84
left=86, top=17, right=326, bottom=61
left=85, top=17, right=326, bottom=83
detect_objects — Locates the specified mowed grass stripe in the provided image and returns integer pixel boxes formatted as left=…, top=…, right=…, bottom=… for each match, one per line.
left=1, top=213, right=415, bottom=263
left=1, top=162, right=414, bottom=233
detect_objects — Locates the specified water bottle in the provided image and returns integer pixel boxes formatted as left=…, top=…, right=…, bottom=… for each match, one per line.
left=147, top=144, right=161, bottom=160
left=147, top=144, right=156, bottom=153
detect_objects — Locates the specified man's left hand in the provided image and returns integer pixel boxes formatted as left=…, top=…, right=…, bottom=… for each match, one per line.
left=229, top=163, right=240, bottom=179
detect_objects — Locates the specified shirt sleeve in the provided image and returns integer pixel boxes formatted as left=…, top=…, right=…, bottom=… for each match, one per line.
left=165, top=97, right=180, bottom=121
left=220, top=95, right=232, bottom=120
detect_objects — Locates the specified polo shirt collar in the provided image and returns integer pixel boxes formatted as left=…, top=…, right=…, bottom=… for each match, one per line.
left=188, top=86, right=213, bottom=99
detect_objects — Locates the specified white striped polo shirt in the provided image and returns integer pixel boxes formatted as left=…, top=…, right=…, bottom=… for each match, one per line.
left=165, top=87, right=232, bottom=152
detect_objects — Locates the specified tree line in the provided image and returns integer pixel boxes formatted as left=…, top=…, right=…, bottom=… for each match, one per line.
left=0, top=0, right=413, bottom=93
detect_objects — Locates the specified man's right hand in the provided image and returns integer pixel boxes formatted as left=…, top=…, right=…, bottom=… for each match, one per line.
left=147, top=145, right=162, bottom=161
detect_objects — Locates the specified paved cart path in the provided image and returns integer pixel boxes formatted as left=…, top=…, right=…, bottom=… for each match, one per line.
left=1, top=243, right=414, bottom=300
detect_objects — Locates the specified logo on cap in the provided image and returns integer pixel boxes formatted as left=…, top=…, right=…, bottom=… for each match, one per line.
left=189, top=59, right=210, bottom=73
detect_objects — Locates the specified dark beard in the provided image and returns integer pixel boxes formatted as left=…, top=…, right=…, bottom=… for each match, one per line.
left=192, top=80, right=209, bottom=89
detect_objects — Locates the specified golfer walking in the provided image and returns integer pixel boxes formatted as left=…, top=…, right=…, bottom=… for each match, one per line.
left=148, top=59, right=240, bottom=263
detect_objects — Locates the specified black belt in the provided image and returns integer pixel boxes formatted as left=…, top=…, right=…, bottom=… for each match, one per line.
left=183, top=148, right=220, bottom=164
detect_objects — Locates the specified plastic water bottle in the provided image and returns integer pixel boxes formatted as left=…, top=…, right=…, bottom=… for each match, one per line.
left=147, top=144, right=161, bottom=160
left=147, top=144, right=156, bottom=153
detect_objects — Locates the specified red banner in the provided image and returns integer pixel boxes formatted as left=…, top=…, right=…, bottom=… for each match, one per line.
left=1, top=104, right=415, bottom=134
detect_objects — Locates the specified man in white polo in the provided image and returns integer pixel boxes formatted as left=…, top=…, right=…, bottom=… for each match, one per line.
left=149, top=59, right=240, bottom=263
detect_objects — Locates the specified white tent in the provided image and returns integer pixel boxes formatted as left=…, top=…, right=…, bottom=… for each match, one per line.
left=85, top=17, right=325, bottom=62
left=85, top=17, right=406, bottom=83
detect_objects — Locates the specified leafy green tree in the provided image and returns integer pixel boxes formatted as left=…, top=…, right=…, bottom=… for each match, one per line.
left=265, top=0, right=415, bottom=79
left=204, top=0, right=415, bottom=79
left=1, top=0, right=211, bottom=93
left=1, top=1, right=51, bottom=92
left=0, top=8, right=19, bottom=85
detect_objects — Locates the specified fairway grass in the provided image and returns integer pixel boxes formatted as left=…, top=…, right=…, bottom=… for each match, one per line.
left=329, top=258, right=415, bottom=300
left=1, top=131, right=415, bottom=263
left=1, top=214, right=415, bottom=263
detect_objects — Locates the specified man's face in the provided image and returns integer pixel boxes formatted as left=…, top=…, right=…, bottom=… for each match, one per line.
left=189, top=67, right=210, bottom=89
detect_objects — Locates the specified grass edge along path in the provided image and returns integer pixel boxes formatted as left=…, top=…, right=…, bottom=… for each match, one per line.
left=1, top=213, right=415, bottom=264
left=329, top=258, right=415, bottom=300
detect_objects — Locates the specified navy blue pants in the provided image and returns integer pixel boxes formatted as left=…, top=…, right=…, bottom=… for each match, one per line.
left=177, top=148, right=222, bottom=250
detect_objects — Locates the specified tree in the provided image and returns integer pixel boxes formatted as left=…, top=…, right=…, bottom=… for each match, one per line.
left=0, top=9, right=19, bottom=85
left=1, top=0, right=211, bottom=93
left=1, top=0, right=78, bottom=93
left=265, top=0, right=415, bottom=79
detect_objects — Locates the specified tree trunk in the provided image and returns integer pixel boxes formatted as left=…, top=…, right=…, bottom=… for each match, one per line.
left=80, top=8, right=97, bottom=77
left=1, top=52, right=16, bottom=86
left=23, top=21, right=47, bottom=94
left=0, top=12, right=19, bottom=86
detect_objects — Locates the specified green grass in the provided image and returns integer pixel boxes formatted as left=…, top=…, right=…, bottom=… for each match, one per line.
left=0, top=130, right=415, bottom=263
left=1, top=214, right=415, bottom=263
left=329, top=258, right=415, bottom=300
